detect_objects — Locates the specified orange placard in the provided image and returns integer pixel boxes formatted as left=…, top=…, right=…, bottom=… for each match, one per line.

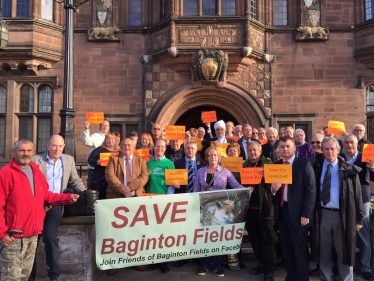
left=327, top=120, right=346, bottom=135
left=133, top=149, right=151, bottom=161
left=201, top=111, right=217, bottom=123
left=264, top=164, right=292, bottom=184
left=210, top=143, right=229, bottom=157
left=164, top=126, right=186, bottom=140
left=221, top=157, right=243, bottom=173
left=165, top=169, right=188, bottom=185
left=183, top=138, right=202, bottom=151
left=362, top=144, right=374, bottom=162
left=240, top=168, right=263, bottom=185
left=226, top=136, right=239, bottom=142
left=258, top=138, right=268, bottom=145
left=86, top=112, right=104, bottom=124
left=99, top=152, right=119, bottom=166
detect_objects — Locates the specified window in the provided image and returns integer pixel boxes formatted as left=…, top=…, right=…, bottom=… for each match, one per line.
left=250, top=0, right=257, bottom=19
left=365, top=0, right=374, bottom=20
left=203, top=0, right=216, bottom=15
left=366, top=85, right=374, bottom=141
left=222, top=0, right=236, bottom=16
left=274, top=0, right=287, bottom=25
left=184, top=0, right=198, bottom=16
left=128, top=0, right=141, bottom=26
left=17, top=0, right=30, bottom=17
left=18, top=84, right=52, bottom=153
left=41, top=0, right=53, bottom=21
left=3, top=0, right=11, bottom=17
left=0, top=85, right=6, bottom=113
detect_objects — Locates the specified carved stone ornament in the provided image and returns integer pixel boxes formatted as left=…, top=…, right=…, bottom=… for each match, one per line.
left=191, top=49, right=228, bottom=88
left=296, top=26, right=329, bottom=41
left=88, top=27, right=120, bottom=41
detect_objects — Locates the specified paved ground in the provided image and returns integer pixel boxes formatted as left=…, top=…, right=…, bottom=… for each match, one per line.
left=95, top=258, right=331, bottom=281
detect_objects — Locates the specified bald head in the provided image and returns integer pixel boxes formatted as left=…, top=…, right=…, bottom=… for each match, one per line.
left=47, top=135, right=65, bottom=161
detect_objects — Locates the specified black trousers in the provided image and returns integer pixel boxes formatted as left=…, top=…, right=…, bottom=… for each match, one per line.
left=278, top=203, right=309, bottom=281
left=28, top=206, right=63, bottom=281
left=245, top=208, right=277, bottom=273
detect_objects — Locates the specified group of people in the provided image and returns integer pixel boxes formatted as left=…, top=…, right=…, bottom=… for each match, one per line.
left=82, top=119, right=374, bottom=281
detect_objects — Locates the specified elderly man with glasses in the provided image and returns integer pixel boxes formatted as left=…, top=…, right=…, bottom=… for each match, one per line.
left=352, top=124, right=371, bottom=152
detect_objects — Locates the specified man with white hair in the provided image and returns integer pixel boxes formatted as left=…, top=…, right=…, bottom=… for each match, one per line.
left=201, top=120, right=235, bottom=160
left=234, top=125, right=243, bottom=139
left=307, top=133, right=324, bottom=163
left=352, top=124, right=371, bottom=152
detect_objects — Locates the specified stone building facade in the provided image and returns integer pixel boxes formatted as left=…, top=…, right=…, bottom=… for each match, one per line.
left=0, top=0, right=373, bottom=164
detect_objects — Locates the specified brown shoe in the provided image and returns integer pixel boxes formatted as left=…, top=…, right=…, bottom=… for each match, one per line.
left=134, top=265, right=146, bottom=271
left=107, top=269, right=118, bottom=276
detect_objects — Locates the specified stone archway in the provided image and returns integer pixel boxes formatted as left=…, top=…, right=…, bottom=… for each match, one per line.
left=147, top=81, right=270, bottom=129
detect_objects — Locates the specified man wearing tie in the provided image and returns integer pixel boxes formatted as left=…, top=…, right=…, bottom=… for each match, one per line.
left=239, top=124, right=254, bottom=160
left=270, top=136, right=316, bottom=281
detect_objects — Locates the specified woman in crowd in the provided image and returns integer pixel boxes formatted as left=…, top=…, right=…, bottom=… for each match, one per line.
left=262, top=127, right=279, bottom=163
left=193, top=146, right=246, bottom=277
left=88, top=132, right=120, bottom=199
left=226, top=143, right=242, bottom=185
left=137, top=133, right=154, bottom=158
left=294, top=128, right=314, bottom=159
left=258, top=128, right=267, bottom=141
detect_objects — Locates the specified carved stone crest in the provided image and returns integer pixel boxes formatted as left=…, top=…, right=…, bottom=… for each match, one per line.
left=88, top=27, right=120, bottom=41
left=191, top=49, right=228, bottom=88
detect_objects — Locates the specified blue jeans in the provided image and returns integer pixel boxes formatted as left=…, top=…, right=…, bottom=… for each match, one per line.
left=200, top=255, right=222, bottom=270
left=357, top=202, right=372, bottom=273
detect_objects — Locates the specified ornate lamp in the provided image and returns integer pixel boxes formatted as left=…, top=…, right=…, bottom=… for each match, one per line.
left=0, top=0, right=9, bottom=49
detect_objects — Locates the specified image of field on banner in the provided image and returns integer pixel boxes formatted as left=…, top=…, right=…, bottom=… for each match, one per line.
left=199, top=190, right=250, bottom=226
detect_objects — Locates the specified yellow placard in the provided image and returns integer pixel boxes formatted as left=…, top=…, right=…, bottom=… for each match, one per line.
left=183, top=138, right=202, bottom=151
left=201, top=111, right=217, bottom=123
left=327, top=120, right=346, bottom=135
left=164, top=126, right=186, bottom=140
left=133, top=149, right=151, bottom=161
left=221, top=157, right=243, bottom=173
left=99, top=152, right=119, bottom=166
left=264, top=164, right=292, bottom=184
left=165, top=169, right=188, bottom=185
left=240, top=168, right=263, bottom=185
left=226, top=136, right=239, bottom=142
left=86, top=112, right=104, bottom=124
left=362, top=144, right=374, bottom=162
left=210, top=143, right=229, bottom=157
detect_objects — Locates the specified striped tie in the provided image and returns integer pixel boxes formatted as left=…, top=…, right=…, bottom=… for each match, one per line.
left=187, top=160, right=194, bottom=193
left=321, top=164, right=332, bottom=205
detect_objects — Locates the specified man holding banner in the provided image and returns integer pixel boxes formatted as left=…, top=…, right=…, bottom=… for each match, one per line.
left=352, top=124, right=371, bottom=152
left=270, top=136, right=316, bottom=281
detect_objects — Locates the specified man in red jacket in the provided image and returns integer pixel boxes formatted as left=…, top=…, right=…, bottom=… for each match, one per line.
left=0, top=139, right=79, bottom=281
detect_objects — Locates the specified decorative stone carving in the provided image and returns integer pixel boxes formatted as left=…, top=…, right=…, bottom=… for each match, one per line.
left=296, top=26, right=329, bottom=40
left=88, top=27, right=120, bottom=40
left=298, top=0, right=328, bottom=41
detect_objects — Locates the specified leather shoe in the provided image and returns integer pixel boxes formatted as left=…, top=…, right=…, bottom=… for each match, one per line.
left=134, top=265, right=146, bottom=271
left=146, top=264, right=157, bottom=271
left=174, top=260, right=189, bottom=267
left=159, top=262, right=169, bottom=273
left=107, top=269, right=118, bottom=276
left=264, top=272, right=274, bottom=281
left=363, top=272, right=374, bottom=281
left=250, top=264, right=263, bottom=275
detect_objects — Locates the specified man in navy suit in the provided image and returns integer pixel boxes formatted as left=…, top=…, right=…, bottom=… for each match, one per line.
left=270, top=136, right=316, bottom=281
left=340, top=134, right=374, bottom=281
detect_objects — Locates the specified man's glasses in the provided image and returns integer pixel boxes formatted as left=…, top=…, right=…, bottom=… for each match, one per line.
left=354, top=130, right=364, bottom=132
left=310, top=141, right=321, bottom=145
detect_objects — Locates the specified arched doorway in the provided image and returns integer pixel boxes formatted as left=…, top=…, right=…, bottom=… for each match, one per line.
left=175, top=105, right=239, bottom=128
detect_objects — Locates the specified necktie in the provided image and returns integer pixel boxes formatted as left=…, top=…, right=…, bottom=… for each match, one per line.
left=126, top=157, right=132, bottom=185
left=321, top=164, right=332, bottom=205
left=187, top=160, right=194, bottom=193
left=280, top=160, right=290, bottom=207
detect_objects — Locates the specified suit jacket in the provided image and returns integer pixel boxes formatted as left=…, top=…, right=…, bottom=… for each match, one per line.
left=173, top=157, right=208, bottom=194
left=32, top=152, right=85, bottom=192
left=272, top=157, right=316, bottom=228
left=105, top=154, right=149, bottom=198
left=201, top=137, right=235, bottom=160
left=339, top=151, right=374, bottom=203
left=238, top=138, right=258, bottom=160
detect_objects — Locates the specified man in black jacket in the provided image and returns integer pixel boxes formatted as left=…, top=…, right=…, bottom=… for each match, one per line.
left=352, top=124, right=371, bottom=152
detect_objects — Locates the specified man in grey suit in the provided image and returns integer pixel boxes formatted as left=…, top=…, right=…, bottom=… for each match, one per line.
left=29, top=135, right=85, bottom=281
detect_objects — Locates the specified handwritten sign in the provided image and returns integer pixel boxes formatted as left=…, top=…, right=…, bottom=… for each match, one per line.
left=165, top=169, right=188, bottom=185
left=221, top=157, right=243, bottom=173
left=327, top=120, right=346, bottom=135
left=362, top=144, right=374, bottom=162
left=264, top=164, right=292, bottom=184
left=226, top=136, right=239, bottom=142
left=258, top=138, right=268, bottom=145
left=201, top=111, right=217, bottom=123
left=99, top=152, right=119, bottom=166
left=86, top=112, right=104, bottom=124
left=183, top=138, right=202, bottom=151
left=210, top=143, right=229, bottom=157
left=240, top=168, right=263, bottom=185
left=133, top=149, right=151, bottom=161
left=164, top=126, right=186, bottom=140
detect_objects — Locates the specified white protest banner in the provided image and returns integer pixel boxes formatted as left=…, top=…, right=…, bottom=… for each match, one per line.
left=95, top=189, right=250, bottom=270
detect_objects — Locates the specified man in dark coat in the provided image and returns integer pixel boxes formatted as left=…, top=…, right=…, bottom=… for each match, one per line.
left=312, top=137, right=363, bottom=281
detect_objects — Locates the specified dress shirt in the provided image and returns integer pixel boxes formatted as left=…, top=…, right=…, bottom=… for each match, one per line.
left=217, top=137, right=227, bottom=144
left=320, top=158, right=339, bottom=209
left=123, top=154, right=135, bottom=196
left=242, top=138, right=250, bottom=159
left=185, top=157, right=197, bottom=171
left=46, top=154, right=63, bottom=194
left=344, top=152, right=358, bottom=165
left=282, top=154, right=295, bottom=202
